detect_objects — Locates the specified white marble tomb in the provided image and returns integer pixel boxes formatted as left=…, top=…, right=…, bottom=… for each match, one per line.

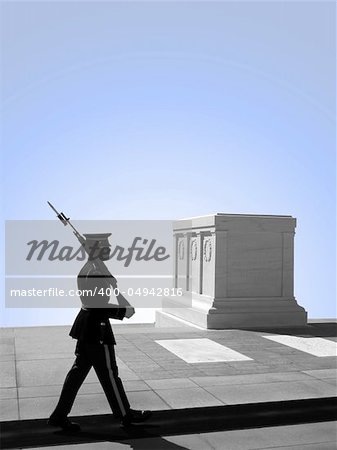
left=156, top=213, right=307, bottom=329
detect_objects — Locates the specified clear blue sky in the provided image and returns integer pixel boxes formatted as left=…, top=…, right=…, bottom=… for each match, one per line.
left=1, top=1, right=336, bottom=326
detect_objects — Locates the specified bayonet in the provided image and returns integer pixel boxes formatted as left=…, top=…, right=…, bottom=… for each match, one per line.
left=47, top=201, right=116, bottom=281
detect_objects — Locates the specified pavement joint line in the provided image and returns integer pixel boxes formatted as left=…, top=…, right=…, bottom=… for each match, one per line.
left=144, top=386, right=173, bottom=410
left=197, top=434, right=217, bottom=450
left=303, top=372, right=337, bottom=382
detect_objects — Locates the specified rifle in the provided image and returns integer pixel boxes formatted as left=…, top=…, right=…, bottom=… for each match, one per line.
left=47, top=201, right=116, bottom=282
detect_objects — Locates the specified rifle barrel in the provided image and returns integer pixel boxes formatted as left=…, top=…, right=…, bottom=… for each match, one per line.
left=47, top=201, right=60, bottom=216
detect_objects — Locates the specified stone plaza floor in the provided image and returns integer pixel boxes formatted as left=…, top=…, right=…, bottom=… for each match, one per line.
left=1, top=321, right=336, bottom=449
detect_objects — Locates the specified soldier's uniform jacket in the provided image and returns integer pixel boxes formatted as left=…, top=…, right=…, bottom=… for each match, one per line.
left=70, top=261, right=126, bottom=345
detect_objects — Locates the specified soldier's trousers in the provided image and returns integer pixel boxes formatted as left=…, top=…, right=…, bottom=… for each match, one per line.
left=50, top=341, right=131, bottom=419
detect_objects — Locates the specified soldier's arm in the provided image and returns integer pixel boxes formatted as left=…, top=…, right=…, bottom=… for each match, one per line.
left=90, top=272, right=135, bottom=318
left=78, top=272, right=127, bottom=319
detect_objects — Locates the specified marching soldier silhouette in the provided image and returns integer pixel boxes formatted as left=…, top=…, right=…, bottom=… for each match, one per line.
left=47, top=204, right=151, bottom=431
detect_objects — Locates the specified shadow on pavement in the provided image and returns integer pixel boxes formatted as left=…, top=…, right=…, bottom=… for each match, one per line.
left=1, top=397, right=337, bottom=449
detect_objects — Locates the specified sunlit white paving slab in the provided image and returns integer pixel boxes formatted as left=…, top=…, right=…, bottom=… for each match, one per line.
left=155, top=338, right=253, bottom=363
left=263, top=335, right=337, bottom=357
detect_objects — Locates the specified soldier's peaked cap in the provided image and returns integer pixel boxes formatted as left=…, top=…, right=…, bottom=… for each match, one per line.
left=83, top=233, right=111, bottom=247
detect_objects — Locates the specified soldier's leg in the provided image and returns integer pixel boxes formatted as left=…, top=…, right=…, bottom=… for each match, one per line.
left=92, top=344, right=131, bottom=420
left=50, top=341, right=92, bottom=419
